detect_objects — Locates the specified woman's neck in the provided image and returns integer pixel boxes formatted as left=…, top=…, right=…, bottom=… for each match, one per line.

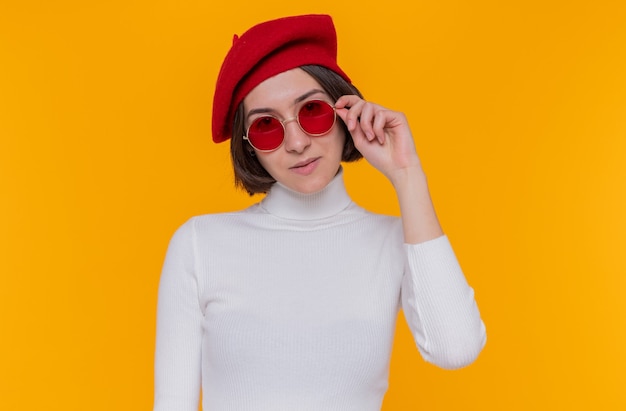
left=260, top=168, right=351, bottom=220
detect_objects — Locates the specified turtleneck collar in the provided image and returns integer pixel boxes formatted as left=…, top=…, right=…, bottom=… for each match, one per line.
left=259, top=168, right=352, bottom=220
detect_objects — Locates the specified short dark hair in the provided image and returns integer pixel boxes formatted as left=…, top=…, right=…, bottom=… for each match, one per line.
left=230, top=65, right=364, bottom=195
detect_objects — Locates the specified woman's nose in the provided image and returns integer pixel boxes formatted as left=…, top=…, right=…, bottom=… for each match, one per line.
left=282, top=119, right=311, bottom=153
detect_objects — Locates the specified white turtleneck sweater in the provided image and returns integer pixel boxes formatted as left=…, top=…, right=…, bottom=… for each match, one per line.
left=154, top=170, right=486, bottom=411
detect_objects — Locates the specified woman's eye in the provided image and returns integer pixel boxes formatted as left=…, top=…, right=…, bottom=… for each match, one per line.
left=303, top=101, right=322, bottom=114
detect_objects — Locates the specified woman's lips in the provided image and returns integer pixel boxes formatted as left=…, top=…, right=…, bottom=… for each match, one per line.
left=289, top=157, right=320, bottom=175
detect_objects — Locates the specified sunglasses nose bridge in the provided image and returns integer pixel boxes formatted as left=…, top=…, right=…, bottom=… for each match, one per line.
left=281, top=116, right=298, bottom=128
left=281, top=115, right=312, bottom=152
left=281, top=115, right=307, bottom=138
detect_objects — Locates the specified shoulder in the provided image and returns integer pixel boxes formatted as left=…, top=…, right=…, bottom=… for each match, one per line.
left=348, top=201, right=401, bottom=225
left=345, top=202, right=403, bottom=239
left=190, top=203, right=265, bottom=227
left=166, top=203, right=268, bottom=244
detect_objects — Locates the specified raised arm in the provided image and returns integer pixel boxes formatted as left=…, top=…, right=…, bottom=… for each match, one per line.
left=334, top=95, right=441, bottom=244
left=335, top=96, right=486, bottom=368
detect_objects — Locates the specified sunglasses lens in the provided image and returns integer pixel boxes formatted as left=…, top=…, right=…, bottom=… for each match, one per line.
left=247, top=116, right=284, bottom=151
left=246, top=101, right=335, bottom=151
left=298, top=100, right=335, bottom=135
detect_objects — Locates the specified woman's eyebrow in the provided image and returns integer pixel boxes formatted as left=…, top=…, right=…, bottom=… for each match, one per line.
left=246, top=107, right=273, bottom=119
left=246, top=89, right=327, bottom=119
left=294, top=89, right=326, bottom=103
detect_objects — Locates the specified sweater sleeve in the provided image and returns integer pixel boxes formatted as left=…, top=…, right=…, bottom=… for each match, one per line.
left=154, top=219, right=203, bottom=411
left=401, top=235, right=486, bottom=369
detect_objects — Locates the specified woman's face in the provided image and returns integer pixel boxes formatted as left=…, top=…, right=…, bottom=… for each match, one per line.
left=243, top=68, right=345, bottom=194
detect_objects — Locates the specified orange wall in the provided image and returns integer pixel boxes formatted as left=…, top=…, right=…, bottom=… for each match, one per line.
left=1, top=1, right=625, bottom=410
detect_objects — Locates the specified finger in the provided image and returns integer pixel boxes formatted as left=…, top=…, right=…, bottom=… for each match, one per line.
left=334, top=108, right=353, bottom=132
left=335, top=95, right=366, bottom=131
left=372, top=109, right=389, bottom=145
left=358, top=103, right=377, bottom=142
left=343, top=99, right=366, bottom=132
left=334, top=94, right=362, bottom=110
left=342, top=109, right=374, bottom=150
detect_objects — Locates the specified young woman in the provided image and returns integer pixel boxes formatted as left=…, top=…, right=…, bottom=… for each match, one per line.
left=154, top=14, right=486, bottom=411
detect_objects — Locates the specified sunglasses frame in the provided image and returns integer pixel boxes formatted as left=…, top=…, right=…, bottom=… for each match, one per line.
left=243, top=99, right=337, bottom=152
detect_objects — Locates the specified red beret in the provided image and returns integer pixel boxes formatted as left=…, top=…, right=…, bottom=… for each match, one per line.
left=211, top=14, right=351, bottom=143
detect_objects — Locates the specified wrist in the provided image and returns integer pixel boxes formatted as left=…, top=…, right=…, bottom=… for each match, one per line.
left=389, top=164, right=427, bottom=191
left=391, top=164, right=443, bottom=243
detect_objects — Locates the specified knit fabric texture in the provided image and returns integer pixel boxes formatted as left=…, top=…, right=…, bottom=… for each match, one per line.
left=154, top=170, right=486, bottom=411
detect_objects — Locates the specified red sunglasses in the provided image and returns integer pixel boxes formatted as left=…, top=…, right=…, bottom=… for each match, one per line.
left=244, top=99, right=337, bottom=152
